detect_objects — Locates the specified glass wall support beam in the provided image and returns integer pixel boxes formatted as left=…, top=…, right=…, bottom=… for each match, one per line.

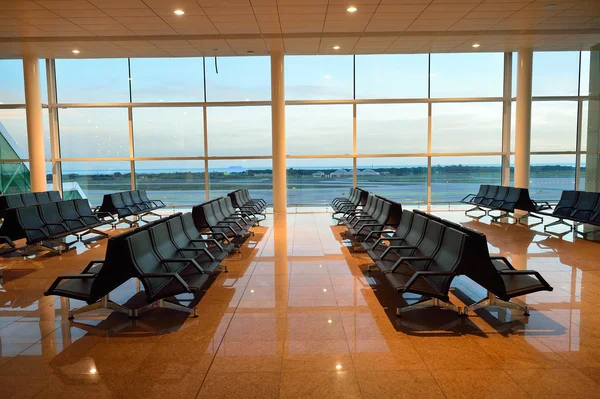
left=23, top=55, right=46, bottom=192
left=514, top=48, right=533, bottom=189
left=46, top=59, right=61, bottom=192
left=502, top=52, right=513, bottom=186
left=585, top=44, right=600, bottom=192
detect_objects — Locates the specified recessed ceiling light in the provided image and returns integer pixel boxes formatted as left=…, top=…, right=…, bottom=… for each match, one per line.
left=347, top=6, right=357, bottom=12
left=472, top=43, right=480, bottom=48
left=328, top=319, right=332, bottom=324
left=545, top=4, right=556, bottom=8
left=323, top=288, right=327, bottom=292
left=336, top=364, right=342, bottom=370
left=333, top=45, right=340, bottom=50
left=72, top=49, right=80, bottom=54
left=174, top=9, right=185, bottom=15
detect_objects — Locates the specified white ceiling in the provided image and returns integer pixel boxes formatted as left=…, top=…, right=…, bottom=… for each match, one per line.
left=0, top=0, right=599, bottom=58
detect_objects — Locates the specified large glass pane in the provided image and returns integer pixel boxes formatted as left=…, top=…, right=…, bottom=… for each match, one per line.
left=135, top=160, right=205, bottom=207
left=287, top=158, right=352, bottom=205
left=0, top=109, right=51, bottom=159
left=61, top=161, right=131, bottom=206
left=0, top=60, right=25, bottom=104
left=430, top=53, right=504, bottom=98
left=531, top=101, right=577, bottom=151
left=530, top=154, right=576, bottom=201
left=56, top=59, right=130, bottom=103
left=285, top=56, right=353, bottom=100
left=205, top=56, right=270, bottom=102
left=207, top=106, right=271, bottom=156
left=357, top=157, right=427, bottom=203
left=432, top=102, right=503, bottom=153
left=130, top=58, right=204, bottom=102
left=208, top=159, right=272, bottom=205
left=58, top=108, right=130, bottom=158
left=286, top=105, right=352, bottom=155
left=357, top=104, right=427, bottom=154
left=133, top=107, right=204, bottom=157
left=355, top=54, right=428, bottom=99
left=580, top=51, right=590, bottom=96
left=431, top=156, right=502, bottom=203
left=533, top=52, right=580, bottom=96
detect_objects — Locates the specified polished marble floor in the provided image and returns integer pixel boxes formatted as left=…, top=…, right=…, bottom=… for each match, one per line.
left=1, top=209, right=600, bottom=398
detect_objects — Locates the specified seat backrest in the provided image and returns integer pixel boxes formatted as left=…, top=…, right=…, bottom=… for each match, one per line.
left=48, top=191, right=62, bottom=202
left=357, top=188, right=369, bottom=206
left=377, top=200, right=391, bottom=224
left=98, top=194, right=117, bottom=214
left=392, top=210, right=414, bottom=239
left=21, top=192, right=38, bottom=206
left=425, top=227, right=467, bottom=294
left=571, top=191, right=599, bottom=216
left=121, top=191, right=137, bottom=207
left=416, top=219, right=445, bottom=259
left=138, top=189, right=151, bottom=203
left=492, top=186, right=509, bottom=203
left=38, top=202, right=67, bottom=228
left=214, top=199, right=229, bottom=221
left=131, top=190, right=144, bottom=205
left=73, top=199, right=95, bottom=217
left=35, top=192, right=52, bottom=204
left=475, top=185, right=489, bottom=198
left=498, top=187, right=521, bottom=211
left=362, top=196, right=374, bottom=214
left=15, top=206, right=49, bottom=243
left=57, top=200, right=82, bottom=221
left=182, top=211, right=203, bottom=239
left=5, top=194, right=25, bottom=209
left=148, top=222, right=180, bottom=261
left=111, top=193, right=132, bottom=216
left=125, top=230, right=171, bottom=302
left=403, top=213, right=428, bottom=248
left=553, top=190, right=579, bottom=216
left=167, top=215, right=202, bottom=249
left=483, top=185, right=498, bottom=200
left=192, top=202, right=212, bottom=230
left=224, top=196, right=237, bottom=215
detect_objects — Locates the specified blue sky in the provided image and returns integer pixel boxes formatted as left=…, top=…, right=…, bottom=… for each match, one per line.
left=0, top=51, right=590, bottom=171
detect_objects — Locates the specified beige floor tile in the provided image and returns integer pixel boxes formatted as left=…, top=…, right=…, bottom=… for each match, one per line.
left=280, top=370, right=362, bottom=398
left=348, top=338, right=428, bottom=371
left=283, top=340, right=352, bottom=371
left=356, top=370, right=445, bottom=399
left=197, top=371, right=280, bottom=399
left=0, top=375, right=55, bottom=398
left=211, top=340, right=283, bottom=372
left=117, top=372, right=204, bottom=399
left=433, top=369, right=529, bottom=398
left=506, top=368, right=600, bottom=398
left=34, top=373, right=131, bottom=399
left=224, top=316, right=287, bottom=342
left=409, top=336, right=501, bottom=370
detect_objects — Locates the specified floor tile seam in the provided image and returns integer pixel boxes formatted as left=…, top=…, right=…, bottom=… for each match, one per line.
left=30, top=375, right=57, bottom=399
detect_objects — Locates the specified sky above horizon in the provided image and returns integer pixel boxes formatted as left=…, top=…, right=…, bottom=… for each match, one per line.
left=0, top=51, right=592, bottom=172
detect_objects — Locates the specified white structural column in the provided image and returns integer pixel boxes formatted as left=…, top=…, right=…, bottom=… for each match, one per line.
left=271, top=51, right=287, bottom=213
left=514, top=48, right=533, bottom=189
left=23, top=55, right=47, bottom=192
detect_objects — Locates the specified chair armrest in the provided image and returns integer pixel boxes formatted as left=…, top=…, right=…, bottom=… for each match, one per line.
left=390, top=255, right=432, bottom=272
left=160, top=258, right=205, bottom=273
left=190, top=238, right=224, bottom=251
left=45, top=273, right=96, bottom=295
left=141, top=272, right=189, bottom=291
left=203, top=232, right=231, bottom=244
left=405, top=271, right=456, bottom=290
left=357, top=223, right=383, bottom=235
left=497, top=269, right=553, bottom=289
left=82, top=260, right=105, bottom=273
left=489, top=256, right=516, bottom=270
left=365, top=230, right=394, bottom=242
left=461, top=193, right=476, bottom=202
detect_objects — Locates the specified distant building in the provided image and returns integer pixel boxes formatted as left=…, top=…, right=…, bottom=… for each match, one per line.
left=312, top=171, right=325, bottom=177
left=331, top=169, right=352, bottom=177
left=358, top=169, right=380, bottom=176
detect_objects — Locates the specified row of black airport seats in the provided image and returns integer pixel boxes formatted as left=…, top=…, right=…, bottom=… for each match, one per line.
left=0, top=191, right=62, bottom=219
left=537, top=190, right=600, bottom=234
left=331, top=187, right=369, bottom=218
left=0, top=199, right=115, bottom=254
left=192, top=196, right=257, bottom=250
left=228, top=188, right=268, bottom=218
left=461, top=185, right=551, bottom=223
left=44, top=212, right=231, bottom=319
left=339, top=194, right=403, bottom=242
left=360, top=209, right=553, bottom=316
left=97, top=190, right=165, bottom=227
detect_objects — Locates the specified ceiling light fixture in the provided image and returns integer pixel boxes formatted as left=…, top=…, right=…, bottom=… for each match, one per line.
left=336, top=364, right=342, bottom=370
left=333, top=45, right=340, bottom=50
left=174, top=9, right=185, bottom=15
left=472, top=43, right=480, bottom=48
left=347, top=6, right=357, bottom=12
left=72, top=49, right=80, bottom=54
left=545, top=4, right=556, bottom=8
left=90, top=368, right=97, bottom=374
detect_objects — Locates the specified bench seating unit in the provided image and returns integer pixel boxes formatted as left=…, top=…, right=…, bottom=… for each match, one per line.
left=461, top=184, right=551, bottom=224
left=97, top=190, right=165, bottom=227
left=0, top=190, right=63, bottom=219
left=535, top=190, right=600, bottom=236
left=45, top=212, right=228, bottom=319
left=332, top=187, right=369, bottom=221
left=227, top=190, right=266, bottom=223
left=342, top=195, right=403, bottom=245
left=414, top=210, right=553, bottom=316
left=0, top=200, right=114, bottom=254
